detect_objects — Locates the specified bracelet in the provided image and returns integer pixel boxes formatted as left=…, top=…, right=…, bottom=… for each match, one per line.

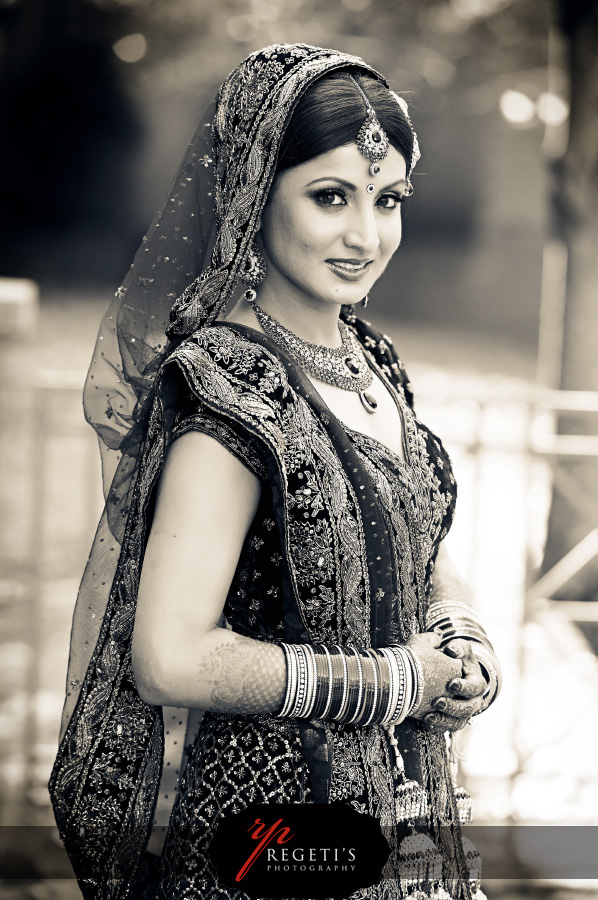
left=426, top=601, right=501, bottom=710
left=470, top=643, right=501, bottom=711
left=378, top=647, right=398, bottom=725
left=318, top=645, right=334, bottom=720
left=404, top=645, right=424, bottom=715
left=360, top=650, right=380, bottom=726
left=277, top=641, right=422, bottom=726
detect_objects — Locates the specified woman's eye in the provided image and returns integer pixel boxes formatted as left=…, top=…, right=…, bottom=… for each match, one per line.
left=313, top=189, right=346, bottom=207
left=377, top=193, right=404, bottom=209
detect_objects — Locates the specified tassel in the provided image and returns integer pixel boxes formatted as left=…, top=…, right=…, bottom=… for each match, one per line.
left=447, top=735, right=473, bottom=824
left=462, top=836, right=486, bottom=900
left=398, top=831, right=443, bottom=893
left=453, top=785, right=473, bottom=824
left=386, top=724, right=429, bottom=822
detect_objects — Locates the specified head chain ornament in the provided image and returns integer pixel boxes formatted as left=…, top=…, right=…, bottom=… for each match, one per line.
left=349, top=75, right=420, bottom=194
left=349, top=75, right=391, bottom=175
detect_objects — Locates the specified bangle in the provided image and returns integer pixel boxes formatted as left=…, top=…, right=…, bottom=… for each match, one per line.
left=373, top=650, right=389, bottom=725
left=389, top=647, right=409, bottom=725
left=360, top=650, right=380, bottom=726
left=404, top=646, right=424, bottom=715
left=317, top=644, right=335, bottom=720
left=278, top=643, right=294, bottom=718
left=334, top=645, right=350, bottom=722
left=470, top=643, right=501, bottom=711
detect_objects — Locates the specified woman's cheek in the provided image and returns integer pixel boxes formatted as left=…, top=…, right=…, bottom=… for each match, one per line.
left=381, top=218, right=402, bottom=257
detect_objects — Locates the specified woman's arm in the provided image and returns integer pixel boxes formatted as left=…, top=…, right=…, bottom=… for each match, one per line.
left=132, top=430, right=287, bottom=711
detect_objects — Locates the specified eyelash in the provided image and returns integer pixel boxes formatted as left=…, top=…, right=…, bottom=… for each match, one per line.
left=312, top=189, right=406, bottom=208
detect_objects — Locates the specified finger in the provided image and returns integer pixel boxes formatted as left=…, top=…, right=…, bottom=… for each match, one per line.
left=443, top=638, right=470, bottom=659
left=428, top=630, right=442, bottom=649
left=460, top=643, right=482, bottom=675
left=459, top=649, right=487, bottom=693
left=412, top=631, right=442, bottom=651
left=432, top=695, right=484, bottom=718
left=423, top=712, right=469, bottom=733
left=447, top=674, right=487, bottom=699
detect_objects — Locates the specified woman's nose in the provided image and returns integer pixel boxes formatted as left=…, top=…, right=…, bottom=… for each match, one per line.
left=343, top=205, right=380, bottom=254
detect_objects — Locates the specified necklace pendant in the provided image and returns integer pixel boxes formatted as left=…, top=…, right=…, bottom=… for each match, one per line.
left=359, top=390, right=378, bottom=413
left=345, top=355, right=361, bottom=376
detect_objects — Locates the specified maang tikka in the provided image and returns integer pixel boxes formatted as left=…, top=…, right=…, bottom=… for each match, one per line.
left=350, top=76, right=389, bottom=176
left=350, top=77, right=420, bottom=195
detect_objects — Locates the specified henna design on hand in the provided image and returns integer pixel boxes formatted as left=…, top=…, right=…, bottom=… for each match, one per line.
left=432, top=696, right=481, bottom=718
left=425, top=711, right=469, bottom=733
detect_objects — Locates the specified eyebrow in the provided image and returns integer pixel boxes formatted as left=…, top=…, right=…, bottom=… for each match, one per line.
left=306, top=176, right=407, bottom=191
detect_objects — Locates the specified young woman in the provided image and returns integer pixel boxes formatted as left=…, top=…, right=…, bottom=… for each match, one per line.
left=50, top=44, right=500, bottom=900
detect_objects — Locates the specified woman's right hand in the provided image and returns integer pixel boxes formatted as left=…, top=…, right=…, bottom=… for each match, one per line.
left=406, top=632, right=466, bottom=732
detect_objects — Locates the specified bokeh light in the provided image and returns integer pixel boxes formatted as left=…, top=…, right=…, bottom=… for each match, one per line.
left=112, top=32, right=148, bottom=63
left=226, top=15, right=259, bottom=43
left=451, top=0, right=508, bottom=19
left=536, top=92, right=569, bottom=127
left=499, top=89, right=536, bottom=125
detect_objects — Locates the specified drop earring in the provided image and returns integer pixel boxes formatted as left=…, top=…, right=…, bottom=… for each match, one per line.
left=362, top=295, right=369, bottom=308
left=241, top=240, right=266, bottom=303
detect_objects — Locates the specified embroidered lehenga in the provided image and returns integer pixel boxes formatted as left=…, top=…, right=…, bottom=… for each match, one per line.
left=49, top=44, right=477, bottom=900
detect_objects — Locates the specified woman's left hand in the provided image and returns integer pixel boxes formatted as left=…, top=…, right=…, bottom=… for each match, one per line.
left=423, top=638, right=488, bottom=733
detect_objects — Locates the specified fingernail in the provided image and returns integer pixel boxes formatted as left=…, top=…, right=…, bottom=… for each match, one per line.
left=426, top=714, right=437, bottom=725
left=448, top=680, right=461, bottom=693
left=433, top=698, right=447, bottom=711
left=445, top=647, right=460, bottom=658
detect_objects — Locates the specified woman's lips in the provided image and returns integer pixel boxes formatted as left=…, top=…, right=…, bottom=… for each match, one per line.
left=326, top=259, right=373, bottom=281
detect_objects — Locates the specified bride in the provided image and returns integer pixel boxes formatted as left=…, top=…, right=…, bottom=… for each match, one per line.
left=50, top=43, right=500, bottom=900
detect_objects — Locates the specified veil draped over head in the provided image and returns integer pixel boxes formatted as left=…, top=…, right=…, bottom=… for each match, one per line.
left=64, top=43, right=418, bottom=735
left=51, top=43, right=424, bottom=896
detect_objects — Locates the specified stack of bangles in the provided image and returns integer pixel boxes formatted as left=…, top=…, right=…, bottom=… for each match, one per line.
left=277, top=643, right=425, bottom=725
left=425, top=601, right=501, bottom=712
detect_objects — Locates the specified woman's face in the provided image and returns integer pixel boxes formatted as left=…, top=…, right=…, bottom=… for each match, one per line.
left=258, top=142, right=408, bottom=310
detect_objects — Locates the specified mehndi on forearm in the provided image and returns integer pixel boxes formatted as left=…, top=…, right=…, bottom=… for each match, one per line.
left=196, top=635, right=287, bottom=714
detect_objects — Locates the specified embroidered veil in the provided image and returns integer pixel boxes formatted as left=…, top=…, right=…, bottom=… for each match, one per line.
left=50, top=43, right=435, bottom=896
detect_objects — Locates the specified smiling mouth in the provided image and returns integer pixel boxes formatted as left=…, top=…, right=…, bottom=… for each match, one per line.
left=326, top=259, right=373, bottom=280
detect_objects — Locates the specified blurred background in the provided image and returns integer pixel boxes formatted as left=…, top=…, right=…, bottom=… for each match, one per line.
left=1, top=0, right=597, bottom=897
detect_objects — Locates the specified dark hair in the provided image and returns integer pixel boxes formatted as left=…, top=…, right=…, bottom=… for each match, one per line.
left=276, top=70, right=414, bottom=175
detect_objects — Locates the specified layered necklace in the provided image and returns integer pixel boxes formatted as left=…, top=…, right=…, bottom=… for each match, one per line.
left=252, top=302, right=378, bottom=413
